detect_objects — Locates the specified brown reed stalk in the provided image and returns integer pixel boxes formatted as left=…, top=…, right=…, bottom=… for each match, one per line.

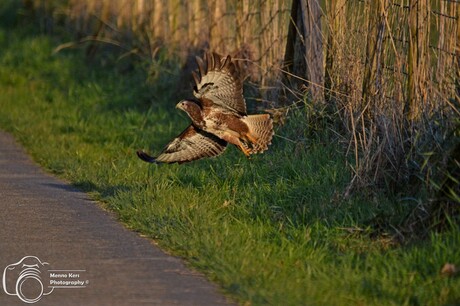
left=324, top=0, right=345, bottom=104
left=454, top=0, right=460, bottom=111
left=209, top=0, right=226, bottom=53
left=152, top=0, right=168, bottom=41
left=362, top=0, right=388, bottom=112
left=406, top=0, right=430, bottom=121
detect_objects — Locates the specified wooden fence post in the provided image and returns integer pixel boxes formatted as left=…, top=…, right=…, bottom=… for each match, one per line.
left=284, top=0, right=324, bottom=103
left=300, top=0, right=324, bottom=103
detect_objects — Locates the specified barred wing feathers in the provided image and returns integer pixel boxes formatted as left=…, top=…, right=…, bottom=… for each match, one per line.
left=137, top=125, right=227, bottom=164
left=192, top=52, right=246, bottom=115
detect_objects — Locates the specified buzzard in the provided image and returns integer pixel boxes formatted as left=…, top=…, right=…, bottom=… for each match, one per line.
left=137, top=52, right=274, bottom=164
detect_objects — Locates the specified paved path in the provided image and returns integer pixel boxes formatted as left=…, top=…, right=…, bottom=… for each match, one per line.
left=0, top=131, right=233, bottom=306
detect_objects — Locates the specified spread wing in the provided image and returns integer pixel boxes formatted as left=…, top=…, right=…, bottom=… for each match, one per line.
left=137, top=125, right=227, bottom=164
left=192, top=52, right=246, bottom=115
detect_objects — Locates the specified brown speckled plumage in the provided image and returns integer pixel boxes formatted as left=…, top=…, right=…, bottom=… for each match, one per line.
left=137, top=52, right=274, bottom=164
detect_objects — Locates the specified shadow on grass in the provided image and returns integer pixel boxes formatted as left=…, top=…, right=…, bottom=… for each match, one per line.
left=72, top=180, right=132, bottom=200
left=41, top=181, right=132, bottom=206
left=42, top=182, right=83, bottom=193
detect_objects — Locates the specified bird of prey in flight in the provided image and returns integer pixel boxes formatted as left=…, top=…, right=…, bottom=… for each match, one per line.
left=137, top=52, right=274, bottom=164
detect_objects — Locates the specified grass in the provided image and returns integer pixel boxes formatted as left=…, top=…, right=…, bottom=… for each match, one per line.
left=1, top=7, right=459, bottom=306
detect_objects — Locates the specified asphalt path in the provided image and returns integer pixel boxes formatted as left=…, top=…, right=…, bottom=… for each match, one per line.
left=0, top=131, right=233, bottom=306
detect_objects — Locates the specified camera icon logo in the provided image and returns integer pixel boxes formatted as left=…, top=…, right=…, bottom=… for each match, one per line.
left=2, top=256, right=54, bottom=304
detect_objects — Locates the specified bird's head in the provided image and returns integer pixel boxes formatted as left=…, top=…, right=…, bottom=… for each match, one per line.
left=176, top=99, right=201, bottom=113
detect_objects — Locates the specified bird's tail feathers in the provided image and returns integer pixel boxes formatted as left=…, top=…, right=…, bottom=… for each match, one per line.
left=241, top=114, right=274, bottom=154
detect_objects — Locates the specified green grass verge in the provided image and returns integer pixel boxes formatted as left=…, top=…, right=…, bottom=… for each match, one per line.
left=0, top=10, right=459, bottom=306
